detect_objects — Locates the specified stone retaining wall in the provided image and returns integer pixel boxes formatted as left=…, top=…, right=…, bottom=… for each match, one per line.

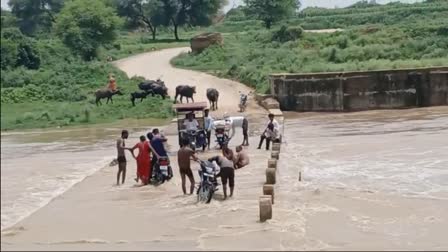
left=269, top=67, right=448, bottom=111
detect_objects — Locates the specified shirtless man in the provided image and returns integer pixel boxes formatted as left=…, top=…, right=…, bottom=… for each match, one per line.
left=208, top=154, right=235, bottom=200
left=178, top=138, right=199, bottom=195
left=234, top=145, right=250, bottom=169
left=116, top=130, right=129, bottom=185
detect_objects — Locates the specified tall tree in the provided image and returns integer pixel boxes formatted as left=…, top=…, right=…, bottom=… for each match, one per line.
left=8, top=0, right=64, bottom=34
left=113, top=0, right=164, bottom=40
left=55, top=0, right=122, bottom=60
left=244, top=0, right=300, bottom=29
left=159, top=0, right=226, bottom=41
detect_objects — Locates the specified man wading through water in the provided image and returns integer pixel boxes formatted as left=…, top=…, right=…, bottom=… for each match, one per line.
left=116, top=130, right=129, bottom=185
left=178, top=138, right=199, bottom=195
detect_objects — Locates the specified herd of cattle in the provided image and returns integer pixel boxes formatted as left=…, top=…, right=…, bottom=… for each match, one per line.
left=94, top=79, right=220, bottom=109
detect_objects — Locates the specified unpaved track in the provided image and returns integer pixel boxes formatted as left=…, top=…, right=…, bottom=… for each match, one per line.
left=114, top=47, right=266, bottom=121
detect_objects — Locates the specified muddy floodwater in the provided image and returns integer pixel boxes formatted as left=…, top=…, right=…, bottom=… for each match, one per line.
left=1, top=107, right=448, bottom=250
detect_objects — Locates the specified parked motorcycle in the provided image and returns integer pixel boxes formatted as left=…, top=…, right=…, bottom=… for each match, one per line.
left=150, top=156, right=173, bottom=185
left=180, top=129, right=207, bottom=151
left=196, top=159, right=220, bottom=203
left=214, top=124, right=230, bottom=149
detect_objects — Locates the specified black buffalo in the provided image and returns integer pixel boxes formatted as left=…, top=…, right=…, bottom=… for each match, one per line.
left=206, top=88, right=219, bottom=110
left=175, top=85, right=196, bottom=103
left=130, top=91, right=151, bottom=106
left=138, top=80, right=168, bottom=99
left=94, top=89, right=123, bottom=106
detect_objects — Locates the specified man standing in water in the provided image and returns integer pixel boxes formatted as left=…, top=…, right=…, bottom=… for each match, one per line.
left=208, top=151, right=235, bottom=200
left=178, top=138, right=198, bottom=195
left=257, top=113, right=280, bottom=150
left=116, top=130, right=129, bottom=185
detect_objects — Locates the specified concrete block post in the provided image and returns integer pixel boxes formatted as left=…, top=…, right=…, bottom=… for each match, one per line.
left=268, top=159, right=277, bottom=169
left=259, top=196, right=272, bottom=222
left=263, top=184, right=275, bottom=204
left=272, top=143, right=281, bottom=152
left=266, top=168, right=276, bottom=184
left=271, top=151, right=280, bottom=160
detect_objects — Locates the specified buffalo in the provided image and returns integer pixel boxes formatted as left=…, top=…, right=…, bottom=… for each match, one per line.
left=138, top=80, right=168, bottom=99
left=175, top=85, right=196, bottom=103
left=130, top=91, right=151, bottom=106
left=206, top=88, right=219, bottom=110
left=94, top=89, right=123, bottom=106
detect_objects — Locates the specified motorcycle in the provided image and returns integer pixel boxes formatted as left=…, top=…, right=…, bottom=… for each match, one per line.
left=196, top=159, right=220, bottom=203
left=239, top=93, right=248, bottom=112
left=214, top=124, right=230, bottom=149
left=180, top=129, right=207, bottom=151
left=151, top=156, right=173, bottom=185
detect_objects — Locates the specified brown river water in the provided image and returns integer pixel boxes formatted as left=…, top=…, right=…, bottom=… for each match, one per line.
left=1, top=107, right=448, bottom=250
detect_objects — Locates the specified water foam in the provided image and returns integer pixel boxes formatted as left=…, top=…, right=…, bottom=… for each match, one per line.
left=1, top=156, right=113, bottom=231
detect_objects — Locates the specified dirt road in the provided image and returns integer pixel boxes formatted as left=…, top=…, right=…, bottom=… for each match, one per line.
left=114, top=47, right=266, bottom=122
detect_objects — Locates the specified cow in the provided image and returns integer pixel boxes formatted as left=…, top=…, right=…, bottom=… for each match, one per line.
left=94, top=89, right=123, bottom=106
left=130, top=90, right=151, bottom=106
left=174, top=85, right=196, bottom=103
left=206, top=88, right=219, bottom=110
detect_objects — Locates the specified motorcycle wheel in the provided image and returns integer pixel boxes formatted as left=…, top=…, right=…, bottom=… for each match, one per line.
left=197, top=184, right=214, bottom=203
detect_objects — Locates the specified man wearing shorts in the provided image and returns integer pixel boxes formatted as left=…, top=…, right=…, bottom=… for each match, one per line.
left=208, top=154, right=235, bottom=200
left=177, top=138, right=198, bottom=195
left=116, top=130, right=129, bottom=185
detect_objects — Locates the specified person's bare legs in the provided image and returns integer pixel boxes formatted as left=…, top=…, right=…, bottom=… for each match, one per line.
left=188, top=174, right=195, bottom=195
left=117, top=163, right=125, bottom=185
left=230, top=186, right=234, bottom=197
left=181, top=172, right=187, bottom=195
left=121, top=166, right=126, bottom=184
left=222, top=184, right=228, bottom=200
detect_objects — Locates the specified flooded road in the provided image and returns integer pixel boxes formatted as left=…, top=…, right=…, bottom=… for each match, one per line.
left=2, top=106, right=448, bottom=250
left=1, top=119, right=169, bottom=231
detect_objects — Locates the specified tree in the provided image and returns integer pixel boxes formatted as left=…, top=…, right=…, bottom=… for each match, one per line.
left=113, top=0, right=165, bottom=40
left=55, top=0, right=123, bottom=60
left=1, top=27, right=41, bottom=69
left=244, top=0, right=300, bottom=29
left=8, top=0, right=64, bottom=34
left=159, top=0, right=226, bottom=41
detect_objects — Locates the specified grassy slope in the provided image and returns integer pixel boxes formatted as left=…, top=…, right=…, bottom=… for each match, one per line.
left=0, top=29, right=199, bottom=131
left=172, top=1, right=448, bottom=93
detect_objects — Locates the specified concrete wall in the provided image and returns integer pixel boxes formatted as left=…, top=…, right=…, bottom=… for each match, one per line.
left=270, top=67, right=448, bottom=112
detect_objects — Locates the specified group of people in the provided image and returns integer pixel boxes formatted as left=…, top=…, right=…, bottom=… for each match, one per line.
left=114, top=112, right=281, bottom=200
left=177, top=137, right=250, bottom=200
left=115, top=128, right=167, bottom=186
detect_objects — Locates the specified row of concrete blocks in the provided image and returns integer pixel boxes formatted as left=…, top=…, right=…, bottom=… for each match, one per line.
left=259, top=143, right=281, bottom=222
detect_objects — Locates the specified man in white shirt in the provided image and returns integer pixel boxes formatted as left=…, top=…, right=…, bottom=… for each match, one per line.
left=257, top=113, right=281, bottom=150
left=183, top=112, right=199, bottom=131
left=204, top=109, right=214, bottom=149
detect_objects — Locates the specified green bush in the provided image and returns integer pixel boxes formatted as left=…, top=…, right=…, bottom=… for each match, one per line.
left=272, top=25, right=303, bottom=43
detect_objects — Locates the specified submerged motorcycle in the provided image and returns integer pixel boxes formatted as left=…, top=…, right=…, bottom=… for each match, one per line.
left=196, top=159, right=220, bottom=203
left=151, top=156, right=173, bottom=185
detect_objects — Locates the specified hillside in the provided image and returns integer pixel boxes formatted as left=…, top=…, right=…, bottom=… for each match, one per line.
left=172, top=0, right=448, bottom=92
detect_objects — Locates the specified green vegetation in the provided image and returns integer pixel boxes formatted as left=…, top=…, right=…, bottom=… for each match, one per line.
left=244, top=0, right=300, bottom=29
left=172, top=0, right=448, bottom=93
left=0, top=0, right=224, bottom=130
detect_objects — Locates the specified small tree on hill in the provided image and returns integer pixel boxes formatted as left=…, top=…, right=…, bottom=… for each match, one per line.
left=55, top=0, right=122, bottom=60
left=244, top=0, right=300, bottom=29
